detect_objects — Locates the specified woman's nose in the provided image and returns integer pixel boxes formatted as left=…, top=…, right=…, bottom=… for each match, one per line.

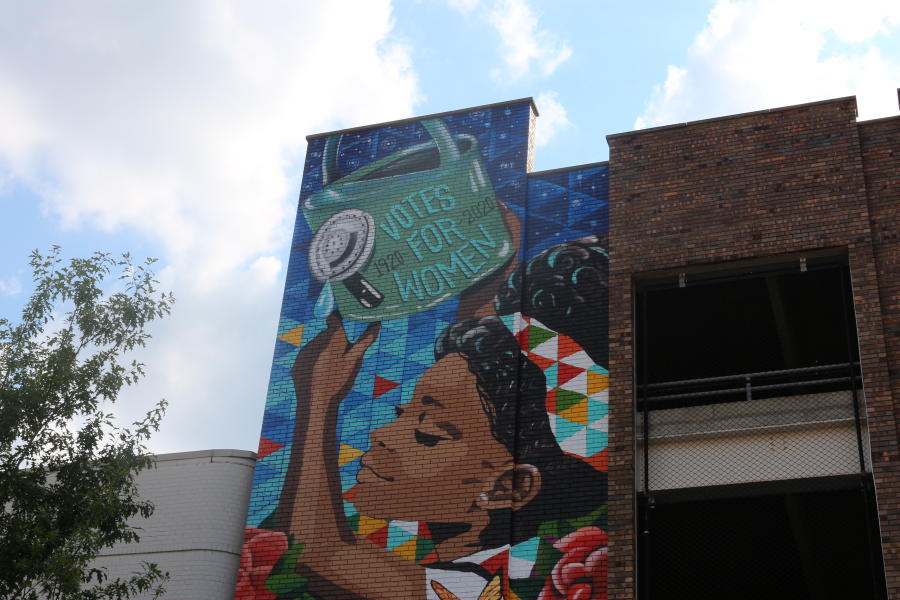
left=370, top=424, right=396, bottom=451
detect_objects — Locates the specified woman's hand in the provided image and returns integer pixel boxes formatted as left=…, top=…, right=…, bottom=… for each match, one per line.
left=291, top=312, right=380, bottom=408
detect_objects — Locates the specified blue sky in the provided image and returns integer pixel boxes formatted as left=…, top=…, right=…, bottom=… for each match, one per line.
left=1, top=0, right=898, bottom=453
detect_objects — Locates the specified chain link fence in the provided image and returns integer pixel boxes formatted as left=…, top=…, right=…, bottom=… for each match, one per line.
left=637, top=362, right=869, bottom=491
left=636, top=361, right=884, bottom=600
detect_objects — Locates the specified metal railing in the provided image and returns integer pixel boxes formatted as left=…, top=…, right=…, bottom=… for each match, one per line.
left=636, top=361, right=882, bottom=599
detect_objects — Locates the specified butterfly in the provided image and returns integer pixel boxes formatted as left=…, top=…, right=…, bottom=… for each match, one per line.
left=430, top=574, right=503, bottom=600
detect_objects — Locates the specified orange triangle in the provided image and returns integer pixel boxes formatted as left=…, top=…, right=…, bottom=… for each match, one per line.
left=278, top=325, right=304, bottom=347
left=559, top=399, right=589, bottom=425
left=588, top=370, right=609, bottom=395
left=392, top=538, right=418, bottom=561
left=557, top=334, right=582, bottom=359
left=419, top=550, right=440, bottom=565
left=358, top=515, right=389, bottom=536
left=339, top=444, right=364, bottom=466
left=373, top=376, right=400, bottom=398
left=343, top=486, right=359, bottom=502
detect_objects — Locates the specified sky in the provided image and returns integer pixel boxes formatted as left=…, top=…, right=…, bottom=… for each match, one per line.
left=1, top=0, right=898, bottom=454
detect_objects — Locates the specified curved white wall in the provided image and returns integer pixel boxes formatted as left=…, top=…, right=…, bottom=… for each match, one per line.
left=91, top=449, right=255, bottom=600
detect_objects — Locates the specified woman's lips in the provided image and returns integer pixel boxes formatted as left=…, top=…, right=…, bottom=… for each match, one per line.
left=358, top=461, right=394, bottom=482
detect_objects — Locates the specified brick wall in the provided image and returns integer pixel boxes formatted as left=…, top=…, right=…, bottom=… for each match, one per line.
left=239, top=100, right=613, bottom=600
left=861, top=115, right=900, bottom=590
left=606, top=98, right=900, bottom=598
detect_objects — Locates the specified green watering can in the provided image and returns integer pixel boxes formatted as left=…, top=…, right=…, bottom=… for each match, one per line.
left=303, top=118, right=513, bottom=322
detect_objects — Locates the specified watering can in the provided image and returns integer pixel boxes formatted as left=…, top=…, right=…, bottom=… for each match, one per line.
left=303, top=118, right=513, bottom=321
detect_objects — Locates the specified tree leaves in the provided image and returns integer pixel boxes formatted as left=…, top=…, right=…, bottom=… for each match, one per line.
left=0, top=247, right=174, bottom=600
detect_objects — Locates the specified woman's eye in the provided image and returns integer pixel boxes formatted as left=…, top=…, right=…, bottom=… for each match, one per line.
left=414, top=429, right=446, bottom=447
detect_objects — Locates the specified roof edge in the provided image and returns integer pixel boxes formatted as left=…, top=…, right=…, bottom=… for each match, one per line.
left=307, top=97, right=538, bottom=141
left=151, top=448, right=257, bottom=462
left=529, top=160, right=609, bottom=176
left=607, top=95, right=858, bottom=140
left=857, top=114, right=900, bottom=126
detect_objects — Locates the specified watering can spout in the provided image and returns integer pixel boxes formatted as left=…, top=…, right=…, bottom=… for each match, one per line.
left=322, top=135, right=341, bottom=187
left=422, top=118, right=461, bottom=163
left=321, top=119, right=462, bottom=188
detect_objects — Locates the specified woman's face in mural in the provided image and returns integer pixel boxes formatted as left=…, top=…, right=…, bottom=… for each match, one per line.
left=354, top=354, right=517, bottom=524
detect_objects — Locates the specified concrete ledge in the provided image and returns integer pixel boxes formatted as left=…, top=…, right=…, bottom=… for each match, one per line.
left=151, top=448, right=256, bottom=463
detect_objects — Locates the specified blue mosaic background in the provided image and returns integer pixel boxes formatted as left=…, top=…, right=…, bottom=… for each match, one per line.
left=245, top=101, right=609, bottom=531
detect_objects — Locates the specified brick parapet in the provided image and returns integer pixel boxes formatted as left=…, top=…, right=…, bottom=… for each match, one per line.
left=606, top=97, right=899, bottom=598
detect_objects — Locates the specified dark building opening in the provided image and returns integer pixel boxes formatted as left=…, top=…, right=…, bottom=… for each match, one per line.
left=634, top=255, right=886, bottom=599
left=637, top=258, right=858, bottom=384
left=637, top=476, right=882, bottom=600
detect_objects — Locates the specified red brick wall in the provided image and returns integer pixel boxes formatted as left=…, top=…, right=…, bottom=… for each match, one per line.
left=606, top=98, right=899, bottom=598
left=861, top=115, right=900, bottom=591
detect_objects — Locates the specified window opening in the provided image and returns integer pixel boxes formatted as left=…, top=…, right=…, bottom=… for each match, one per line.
left=635, top=257, right=885, bottom=599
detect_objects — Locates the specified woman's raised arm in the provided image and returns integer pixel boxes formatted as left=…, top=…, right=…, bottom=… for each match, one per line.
left=276, top=313, right=427, bottom=599
left=277, top=312, right=378, bottom=544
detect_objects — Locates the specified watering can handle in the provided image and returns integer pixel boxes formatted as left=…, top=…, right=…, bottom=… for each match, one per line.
left=321, top=118, right=461, bottom=187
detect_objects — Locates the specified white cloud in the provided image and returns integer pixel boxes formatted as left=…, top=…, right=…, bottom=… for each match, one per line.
left=0, top=276, right=21, bottom=296
left=534, top=91, right=570, bottom=148
left=445, top=0, right=482, bottom=14
left=450, top=0, right=570, bottom=82
left=635, top=0, right=900, bottom=129
left=0, top=1, right=420, bottom=452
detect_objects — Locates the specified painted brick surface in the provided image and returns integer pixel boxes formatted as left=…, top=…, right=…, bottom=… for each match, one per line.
left=606, top=98, right=899, bottom=599
left=93, top=450, right=256, bottom=599
left=237, top=101, right=611, bottom=600
left=230, top=94, right=899, bottom=600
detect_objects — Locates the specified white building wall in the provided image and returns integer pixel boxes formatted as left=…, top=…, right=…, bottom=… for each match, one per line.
left=91, top=449, right=256, bottom=600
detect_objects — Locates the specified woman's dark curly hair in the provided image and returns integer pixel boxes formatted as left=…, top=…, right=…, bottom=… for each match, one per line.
left=435, top=316, right=607, bottom=547
left=495, top=235, right=609, bottom=366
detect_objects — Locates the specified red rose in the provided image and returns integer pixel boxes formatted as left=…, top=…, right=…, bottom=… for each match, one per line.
left=539, top=527, right=608, bottom=600
left=234, top=526, right=289, bottom=600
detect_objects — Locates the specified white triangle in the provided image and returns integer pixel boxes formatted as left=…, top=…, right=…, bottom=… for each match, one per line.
left=559, top=428, right=588, bottom=456
left=509, top=556, right=534, bottom=579
left=560, top=371, right=588, bottom=395
left=531, top=335, right=558, bottom=361
left=589, top=389, right=609, bottom=403
left=560, top=350, right=593, bottom=370
left=528, top=317, right=552, bottom=330
left=589, top=416, right=609, bottom=432
left=548, top=413, right=557, bottom=436
left=511, top=313, right=527, bottom=334
left=391, top=520, right=420, bottom=535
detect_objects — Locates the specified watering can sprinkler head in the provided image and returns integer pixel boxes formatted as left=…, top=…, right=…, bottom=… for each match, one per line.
left=309, top=209, right=384, bottom=309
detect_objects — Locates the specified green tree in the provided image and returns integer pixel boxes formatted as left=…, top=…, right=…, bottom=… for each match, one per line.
left=0, top=247, right=175, bottom=600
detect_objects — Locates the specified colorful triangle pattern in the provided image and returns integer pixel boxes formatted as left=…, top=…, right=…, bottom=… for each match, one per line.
left=343, top=493, right=439, bottom=565
left=513, top=316, right=608, bottom=466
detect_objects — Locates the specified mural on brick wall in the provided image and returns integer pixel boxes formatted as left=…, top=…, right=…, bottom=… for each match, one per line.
left=235, top=102, right=610, bottom=600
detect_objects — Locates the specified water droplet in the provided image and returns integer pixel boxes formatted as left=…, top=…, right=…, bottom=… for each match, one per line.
left=314, top=281, right=336, bottom=319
